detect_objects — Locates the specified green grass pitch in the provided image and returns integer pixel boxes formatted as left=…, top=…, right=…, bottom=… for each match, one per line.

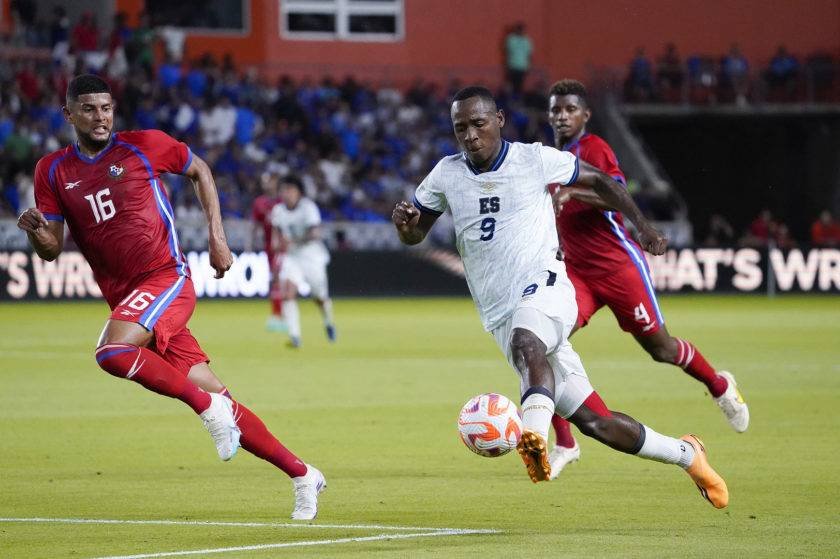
left=1, top=295, right=839, bottom=558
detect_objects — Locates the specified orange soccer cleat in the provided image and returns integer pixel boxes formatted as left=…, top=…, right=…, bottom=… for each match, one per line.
left=517, top=430, right=551, bottom=483
left=681, top=434, right=729, bottom=509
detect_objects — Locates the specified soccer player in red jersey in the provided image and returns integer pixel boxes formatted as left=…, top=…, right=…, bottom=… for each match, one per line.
left=16, top=75, right=325, bottom=519
left=251, top=172, right=286, bottom=332
left=545, top=79, right=749, bottom=479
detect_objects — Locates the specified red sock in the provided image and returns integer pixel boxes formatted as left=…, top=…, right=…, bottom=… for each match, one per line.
left=270, top=262, right=283, bottom=316
left=673, top=338, right=728, bottom=397
left=582, top=391, right=613, bottom=417
left=270, top=289, right=283, bottom=316
left=95, top=344, right=211, bottom=414
left=231, top=399, right=307, bottom=478
left=551, top=415, right=576, bottom=448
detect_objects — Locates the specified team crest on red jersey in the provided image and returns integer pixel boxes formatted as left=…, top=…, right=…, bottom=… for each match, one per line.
left=108, top=163, right=125, bottom=178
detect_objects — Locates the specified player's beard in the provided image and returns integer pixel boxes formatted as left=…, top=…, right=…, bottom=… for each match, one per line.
left=80, top=130, right=112, bottom=152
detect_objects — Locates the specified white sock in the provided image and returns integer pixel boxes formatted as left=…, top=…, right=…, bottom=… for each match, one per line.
left=319, top=298, right=334, bottom=326
left=520, top=393, right=554, bottom=441
left=284, top=299, right=301, bottom=339
left=636, top=425, right=695, bottom=469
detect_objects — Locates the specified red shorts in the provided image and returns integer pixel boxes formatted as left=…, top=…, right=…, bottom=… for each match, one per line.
left=110, top=270, right=209, bottom=375
left=568, top=263, right=665, bottom=336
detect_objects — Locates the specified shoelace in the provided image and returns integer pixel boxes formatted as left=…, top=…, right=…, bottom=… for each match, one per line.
left=718, top=391, right=740, bottom=416
left=203, top=411, right=230, bottom=440
left=293, top=483, right=315, bottom=512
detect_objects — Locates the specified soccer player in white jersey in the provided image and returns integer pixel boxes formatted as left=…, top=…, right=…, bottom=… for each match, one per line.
left=392, top=86, right=729, bottom=508
left=270, top=175, right=336, bottom=348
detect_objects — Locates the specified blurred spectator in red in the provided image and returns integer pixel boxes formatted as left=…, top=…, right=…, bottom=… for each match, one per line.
left=72, top=12, right=99, bottom=53
left=625, top=47, right=654, bottom=102
left=15, top=60, right=40, bottom=101
left=765, top=45, right=799, bottom=101
left=656, top=42, right=684, bottom=103
left=719, top=44, right=750, bottom=105
left=740, top=208, right=778, bottom=247
left=810, top=210, right=840, bottom=247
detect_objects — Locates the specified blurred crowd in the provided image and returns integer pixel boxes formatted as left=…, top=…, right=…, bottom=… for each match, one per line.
left=1, top=5, right=837, bottom=249
left=0, top=8, right=561, bottom=225
left=625, top=43, right=840, bottom=105
left=702, top=209, right=840, bottom=249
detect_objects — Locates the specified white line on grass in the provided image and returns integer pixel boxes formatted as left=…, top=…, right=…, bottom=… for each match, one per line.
left=90, top=530, right=493, bottom=559
left=0, top=517, right=498, bottom=533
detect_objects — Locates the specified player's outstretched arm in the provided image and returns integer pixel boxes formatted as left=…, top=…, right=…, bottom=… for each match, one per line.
left=553, top=186, right=616, bottom=213
left=17, top=208, right=64, bottom=261
left=574, top=162, right=667, bottom=255
left=184, top=154, right=233, bottom=278
left=392, top=201, right=437, bottom=245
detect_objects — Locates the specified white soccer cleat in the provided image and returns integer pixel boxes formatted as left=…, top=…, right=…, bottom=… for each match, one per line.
left=291, top=464, right=327, bottom=520
left=548, top=440, right=581, bottom=480
left=199, top=393, right=241, bottom=461
left=714, top=371, right=749, bottom=433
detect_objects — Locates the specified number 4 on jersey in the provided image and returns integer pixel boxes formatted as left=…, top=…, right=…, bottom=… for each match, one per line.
left=634, top=302, right=651, bottom=324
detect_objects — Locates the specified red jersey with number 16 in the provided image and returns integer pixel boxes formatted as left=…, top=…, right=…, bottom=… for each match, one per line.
left=553, top=133, right=642, bottom=277
left=33, top=130, right=193, bottom=306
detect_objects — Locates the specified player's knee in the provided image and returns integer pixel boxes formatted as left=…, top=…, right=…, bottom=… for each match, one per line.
left=576, top=416, right=613, bottom=442
left=509, top=330, right=545, bottom=371
left=647, top=340, right=677, bottom=363
left=94, top=343, right=140, bottom=378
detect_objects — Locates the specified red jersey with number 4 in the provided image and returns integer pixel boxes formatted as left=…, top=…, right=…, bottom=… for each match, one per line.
left=33, top=130, right=193, bottom=306
left=552, top=133, right=641, bottom=277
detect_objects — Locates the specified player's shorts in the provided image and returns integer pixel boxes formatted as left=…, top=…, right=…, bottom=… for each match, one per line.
left=569, top=262, right=665, bottom=337
left=280, top=254, right=329, bottom=300
left=491, top=260, right=594, bottom=418
left=110, top=270, right=208, bottom=375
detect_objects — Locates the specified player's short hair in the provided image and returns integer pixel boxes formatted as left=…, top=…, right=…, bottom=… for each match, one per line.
left=280, top=175, right=304, bottom=192
left=452, top=86, right=497, bottom=110
left=549, top=79, right=588, bottom=106
left=66, top=74, right=112, bottom=103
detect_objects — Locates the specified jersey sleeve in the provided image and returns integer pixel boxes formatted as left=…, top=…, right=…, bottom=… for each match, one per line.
left=302, top=199, right=322, bottom=228
left=413, top=161, right=447, bottom=216
left=129, top=130, right=193, bottom=175
left=269, top=205, right=283, bottom=229
left=33, top=156, right=63, bottom=221
left=585, top=139, right=626, bottom=185
left=539, top=145, right=579, bottom=187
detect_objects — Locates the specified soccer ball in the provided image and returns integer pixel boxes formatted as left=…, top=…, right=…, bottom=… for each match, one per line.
left=457, top=393, right=522, bottom=457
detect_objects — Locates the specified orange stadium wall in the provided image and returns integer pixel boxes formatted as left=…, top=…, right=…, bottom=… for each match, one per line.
left=117, top=0, right=840, bottom=87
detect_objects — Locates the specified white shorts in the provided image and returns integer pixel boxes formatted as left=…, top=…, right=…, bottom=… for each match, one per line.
left=280, top=255, right=329, bottom=300
left=491, top=261, right=594, bottom=418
